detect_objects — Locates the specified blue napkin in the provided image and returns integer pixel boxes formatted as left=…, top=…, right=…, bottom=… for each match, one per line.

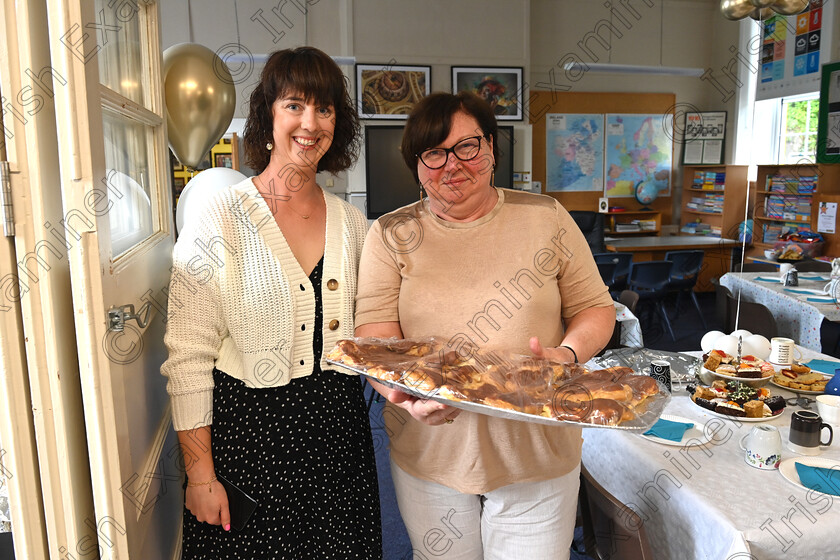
left=800, top=275, right=829, bottom=282
left=802, top=359, right=840, bottom=376
left=643, top=418, right=694, bottom=442
left=806, top=297, right=836, bottom=303
left=785, top=288, right=821, bottom=295
left=754, top=276, right=781, bottom=283
left=794, top=463, right=840, bottom=497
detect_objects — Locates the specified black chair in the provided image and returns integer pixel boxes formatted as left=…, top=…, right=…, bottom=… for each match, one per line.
left=618, top=289, right=640, bottom=315
left=627, top=261, right=676, bottom=341
left=725, top=292, right=778, bottom=339
left=570, top=211, right=606, bottom=253
left=711, top=278, right=733, bottom=331
left=820, top=319, right=840, bottom=359
left=665, top=250, right=707, bottom=329
left=737, top=262, right=778, bottom=273
left=594, top=252, right=633, bottom=296
left=579, top=464, right=654, bottom=560
left=794, top=259, right=832, bottom=272
left=597, top=262, right=618, bottom=287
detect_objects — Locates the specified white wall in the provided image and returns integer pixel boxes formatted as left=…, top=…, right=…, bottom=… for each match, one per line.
left=159, top=1, right=835, bottom=215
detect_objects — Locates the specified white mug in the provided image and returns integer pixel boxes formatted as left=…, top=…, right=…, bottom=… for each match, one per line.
left=739, top=425, right=782, bottom=470
left=768, top=337, right=803, bottom=365
left=816, top=395, right=840, bottom=428
left=779, top=263, right=794, bottom=283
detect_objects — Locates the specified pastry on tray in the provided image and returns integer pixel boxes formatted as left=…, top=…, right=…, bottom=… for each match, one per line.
left=327, top=337, right=668, bottom=427
left=772, top=364, right=828, bottom=392
left=702, top=350, right=775, bottom=379
left=686, top=380, right=786, bottom=418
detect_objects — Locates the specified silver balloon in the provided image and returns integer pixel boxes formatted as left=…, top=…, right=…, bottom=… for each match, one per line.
left=163, top=43, right=236, bottom=170
left=750, top=6, right=776, bottom=19
left=749, top=0, right=775, bottom=7
left=772, top=0, right=809, bottom=15
left=721, top=0, right=757, bottom=20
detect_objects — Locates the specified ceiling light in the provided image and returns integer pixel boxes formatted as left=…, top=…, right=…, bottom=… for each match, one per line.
left=562, top=62, right=705, bottom=78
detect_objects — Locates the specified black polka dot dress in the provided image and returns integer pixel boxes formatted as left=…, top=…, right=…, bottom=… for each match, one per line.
left=182, top=258, right=382, bottom=559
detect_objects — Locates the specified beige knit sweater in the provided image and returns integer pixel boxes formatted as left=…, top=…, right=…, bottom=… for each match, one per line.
left=161, top=178, right=367, bottom=431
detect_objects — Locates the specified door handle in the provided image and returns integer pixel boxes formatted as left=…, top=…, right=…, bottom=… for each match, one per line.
left=107, top=302, right=152, bottom=332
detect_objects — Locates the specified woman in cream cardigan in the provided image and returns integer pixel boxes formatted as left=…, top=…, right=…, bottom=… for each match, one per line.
left=161, top=47, right=380, bottom=559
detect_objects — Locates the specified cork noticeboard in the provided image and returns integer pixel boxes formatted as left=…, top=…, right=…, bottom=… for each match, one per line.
left=530, top=91, right=676, bottom=220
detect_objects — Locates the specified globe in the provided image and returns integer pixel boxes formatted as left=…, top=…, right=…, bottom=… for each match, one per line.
left=634, top=180, right=658, bottom=210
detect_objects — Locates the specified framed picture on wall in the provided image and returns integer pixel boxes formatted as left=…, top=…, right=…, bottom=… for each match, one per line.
left=451, top=66, right=523, bottom=121
left=355, top=64, right=431, bottom=120
left=214, top=153, right=233, bottom=168
left=817, top=60, right=840, bottom=163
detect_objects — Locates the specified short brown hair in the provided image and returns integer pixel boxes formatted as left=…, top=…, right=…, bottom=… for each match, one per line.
left=243, top=47, right=360, bottom=174
left=400, top=92, right=498, bottom=182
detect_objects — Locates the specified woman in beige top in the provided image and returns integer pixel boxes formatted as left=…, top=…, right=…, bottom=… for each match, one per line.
left=355, top=91, right=615, bottom=559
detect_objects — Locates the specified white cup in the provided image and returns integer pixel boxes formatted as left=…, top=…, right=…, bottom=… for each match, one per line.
left=817, top=395, right=840, bottom=428
left=779, top=263, right=794, bottom=283
left=768, top=337, right=803, bottom=365
left=739, top=425, right=782, bottom=470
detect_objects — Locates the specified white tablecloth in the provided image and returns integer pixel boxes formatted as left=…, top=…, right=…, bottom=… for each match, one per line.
left=720, top=272, right=840, bottom=351
left=616, top=301, right=644, bottom=348
left=582, top=347, right=840, bottom=560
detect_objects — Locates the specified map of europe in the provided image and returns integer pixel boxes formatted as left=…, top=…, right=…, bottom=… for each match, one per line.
left=604, top=114, right=672, bottom=198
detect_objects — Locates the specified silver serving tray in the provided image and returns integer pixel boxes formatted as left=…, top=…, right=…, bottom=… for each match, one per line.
left=329, top=360, right=670, bottom=432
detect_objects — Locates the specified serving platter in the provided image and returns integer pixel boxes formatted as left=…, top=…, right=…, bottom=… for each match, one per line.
left=330, top=360, right=670, bottom=431
left=705, top=367, right=772, bottom=388
left=770, top=377, right=829, bottom=395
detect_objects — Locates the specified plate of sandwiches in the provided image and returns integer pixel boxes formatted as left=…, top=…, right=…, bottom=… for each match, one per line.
left=687, top=379, right=787, bottom=421
left=770, top=364, right=830, bottom=394
left=327, top=337, right=671, bottom=430
left=701, top=349, right=775, bottom=388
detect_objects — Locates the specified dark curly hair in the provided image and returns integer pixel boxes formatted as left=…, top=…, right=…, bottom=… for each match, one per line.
left=400, top=91, right=498, bottom=183
left=243, top=47, right=360, bottom=174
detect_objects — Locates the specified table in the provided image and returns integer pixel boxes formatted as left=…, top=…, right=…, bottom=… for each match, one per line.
left=720, top=272, right=840, bottom=352
left=605, top=236, right=742, bottom=292
left=582, top=346, right=840, bottom=560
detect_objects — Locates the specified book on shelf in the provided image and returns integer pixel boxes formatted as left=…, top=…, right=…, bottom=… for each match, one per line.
left=691, top=170, right=726, bottom=190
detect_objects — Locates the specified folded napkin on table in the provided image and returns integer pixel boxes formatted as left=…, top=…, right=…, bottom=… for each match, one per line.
left=806, top=297, right=836, bottom=303
left=801, top=359, right=840, bottom=376
left=785, top=288, right=826, bottom=295
left=794, top=462, right=840, bottom=496
left=643, top=418, right=694, bottom=442
left=800, top=275, right=829, bottom=282
left=753, top=277, right=780, bottom=283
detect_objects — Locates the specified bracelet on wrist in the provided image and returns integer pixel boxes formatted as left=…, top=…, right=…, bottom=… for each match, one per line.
left=187, top=475, right=217, bottom=493
left=559, top=344, right=578, bottom=363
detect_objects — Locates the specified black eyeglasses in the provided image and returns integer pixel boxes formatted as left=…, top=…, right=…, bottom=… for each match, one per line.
left=417, top=136, right=484, bottom=169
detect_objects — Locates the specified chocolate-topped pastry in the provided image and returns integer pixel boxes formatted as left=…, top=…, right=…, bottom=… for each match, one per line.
left=764, top=395, right=786, bottom=413
left=694, top=397, right=717, bottom=412
left=715, top=401, right=746, bottom=417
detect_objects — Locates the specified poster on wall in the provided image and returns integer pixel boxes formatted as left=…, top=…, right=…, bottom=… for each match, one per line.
left=682, top=112, right=726, bottom=165
left=756, top=0, right=835, bottom=101
left=545, top=114, right=604, bottom=192
left=817, top=60, right=840, bottom=163
left=604, top=114, right=673, bottom=198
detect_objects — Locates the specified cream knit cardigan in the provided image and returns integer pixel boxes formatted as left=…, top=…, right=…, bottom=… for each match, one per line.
left=161, top=178, right=367, bottom=431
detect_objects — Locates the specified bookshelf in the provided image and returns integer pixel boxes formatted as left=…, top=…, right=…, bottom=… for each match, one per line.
left=680, top=165, right=748, bottom=239
left=604, top=210, right=661, bottom=236
left=748, top=164, right=840, bottom=258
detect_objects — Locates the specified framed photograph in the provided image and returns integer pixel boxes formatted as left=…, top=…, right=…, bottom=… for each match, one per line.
left=214, top=153, right=233, bottom=168
left=817, top=60, right=840, bottom=163
left=172, top=177, right=186, bottom=195
left=682, top=111, right=726, bottom=165
left=451, top=66, right=523, bottom=121
left=355, top=64, right=431, bottom=120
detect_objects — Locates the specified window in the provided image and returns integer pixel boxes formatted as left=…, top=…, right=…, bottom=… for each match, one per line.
left=750, top=92, right=820, bottom=165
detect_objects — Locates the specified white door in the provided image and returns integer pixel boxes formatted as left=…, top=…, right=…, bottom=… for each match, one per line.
left=45, top=0, right=181, bottom=557
left=0, top=0, right=96, bottom=557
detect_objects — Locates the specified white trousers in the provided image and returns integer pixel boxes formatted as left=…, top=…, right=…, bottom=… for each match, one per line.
left=390, top=461, right=581, bottom=560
